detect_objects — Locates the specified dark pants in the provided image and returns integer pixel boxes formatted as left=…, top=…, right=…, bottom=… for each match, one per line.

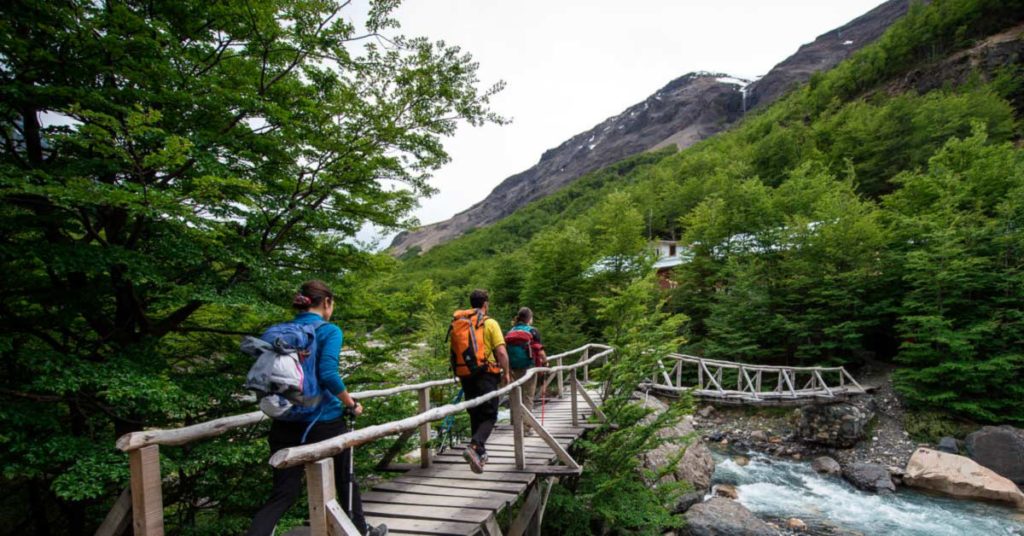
left=246, top=418, right=367, bottom=536
left=460, top=373, right=500, bottom=454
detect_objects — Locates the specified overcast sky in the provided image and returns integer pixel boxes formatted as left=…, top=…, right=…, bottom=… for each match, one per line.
left=354, top=0, right=886, bottom=245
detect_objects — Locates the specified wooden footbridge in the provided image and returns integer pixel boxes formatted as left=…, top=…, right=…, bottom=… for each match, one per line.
left=100, top=344, right=613, bottom=536
left=644, top=353, right=867, bottom=404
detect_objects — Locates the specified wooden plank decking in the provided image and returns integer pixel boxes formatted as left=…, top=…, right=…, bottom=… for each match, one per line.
left=287, top=389, right=601, bottom=536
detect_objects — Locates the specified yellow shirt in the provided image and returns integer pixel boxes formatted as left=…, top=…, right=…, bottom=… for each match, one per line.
left=483, top=318, right=505, bottom=363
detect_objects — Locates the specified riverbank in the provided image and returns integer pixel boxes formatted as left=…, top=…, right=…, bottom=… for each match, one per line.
left=690, top=364, right=919, bottom=469
left=710, top=450, right=1024, bottom=536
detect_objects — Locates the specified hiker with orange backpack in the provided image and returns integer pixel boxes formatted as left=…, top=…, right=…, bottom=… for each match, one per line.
left=504, top=307, right=547, bottom=434
left=448, top=289, right=510, bottom=473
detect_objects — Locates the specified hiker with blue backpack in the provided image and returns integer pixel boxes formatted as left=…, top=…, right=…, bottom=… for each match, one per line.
left=505, top=307, right=547, bottom=435
left=243, top=280, right=387, bottom=536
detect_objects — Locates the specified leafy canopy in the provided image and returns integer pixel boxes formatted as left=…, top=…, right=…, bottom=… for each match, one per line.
left=0, top=0, right=502, bottom=532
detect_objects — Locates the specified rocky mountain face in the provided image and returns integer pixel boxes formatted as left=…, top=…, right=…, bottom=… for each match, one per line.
left=390, top=0, right=912, bottom=256
left=743, top=0, right=913, bottom=110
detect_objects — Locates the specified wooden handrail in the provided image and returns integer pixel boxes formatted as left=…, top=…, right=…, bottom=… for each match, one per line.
left=115, top=378, right=463, bottom=452
left=648, top=353, right=866, bottom=404
left=268, top=344, right=613, bottom=469
left=116, top=344, right=610, bottom=452
left=665, top=353, right=852, bottom=373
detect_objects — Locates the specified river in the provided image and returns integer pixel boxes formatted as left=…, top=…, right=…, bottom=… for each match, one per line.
left=711, top=451, right=1024, bottom=535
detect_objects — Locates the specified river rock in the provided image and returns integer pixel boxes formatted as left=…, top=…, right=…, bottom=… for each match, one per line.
left=683, top=497, right=776, bottom=536
left=937, top=436, right=959, bottom=454
left=714, top=484, right=739, bottom=499
left=678, top=441, right=716, bottom=491
left=904, top=448, right=1024, bottom=509
left=786, top=518, right=807, bottom=531
left=697, top=405, right=716, bottom=419
left=673, top=491, right=705, bottom=514
left=812, top=456, right=842, bottom=476
left=842, top=462, right=896, bottom=494
left=638, top=397, right=715, bottom=492
left=965, top=426, right=1024, bottom=485
left=750, top=430, right=768, bottom=442
left=733, top=455, right=750, bottom=467
left=798, top=402, right=874, bottom=448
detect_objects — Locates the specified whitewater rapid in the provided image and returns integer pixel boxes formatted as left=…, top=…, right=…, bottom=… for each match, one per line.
left=711, top=452, right=1024, bottom=535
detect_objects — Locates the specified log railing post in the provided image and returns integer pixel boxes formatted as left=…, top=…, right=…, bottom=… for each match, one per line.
left=582, top=347, right=590, bottom=383
left=556, top=357, right=564, bottom=399
left=570, top=369, right=579, bottom=428
left=510, top=385, right=526, bottom=470
left=129, top=445, right=164, bottom=536
left=311, top=459, right=361, bottom=536
left=417, top=387, right=431, bottom=468
left=307, top=458, right=335, bottom=536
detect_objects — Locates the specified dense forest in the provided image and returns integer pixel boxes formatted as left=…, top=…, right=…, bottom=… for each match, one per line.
left=382, top=1, right=1024, bottom=530
left=390, top=0, right=1024, bottom=425
left=1, top=0, right=1023, bottom=534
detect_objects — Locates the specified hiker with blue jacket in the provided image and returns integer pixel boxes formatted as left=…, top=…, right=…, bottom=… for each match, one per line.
left=505, top=307, right=547, bottom=434
left=246, top=280, right=387, bottom=536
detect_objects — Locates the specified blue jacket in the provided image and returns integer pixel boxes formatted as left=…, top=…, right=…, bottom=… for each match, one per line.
left=293, top=312, right=346, bottom=422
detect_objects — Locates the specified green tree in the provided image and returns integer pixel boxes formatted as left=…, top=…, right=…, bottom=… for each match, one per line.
left=0, top=0, right=502, bottom=532
left=544, top=274, right=690, bottom=535
left=521, top=225, right=594, bottom=317
left=887, top=127, right=1024, bottom=423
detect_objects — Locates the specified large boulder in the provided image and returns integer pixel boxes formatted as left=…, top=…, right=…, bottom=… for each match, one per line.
left=842, top=462, right=896, bottom=494
left=965, top=426, right=1024, bottom=485
left=676, top=441, right=716, bottom=491
left=637, top=394, right=715, bottom=492
left=797, top=403, right=874, bottom=448
left=904, top=448, right=1024, bottom=509
left=683, top=497, right=777, bottom=536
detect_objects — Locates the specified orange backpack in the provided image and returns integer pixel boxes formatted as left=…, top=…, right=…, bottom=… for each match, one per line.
left=448, top=309, right=498, bottom=377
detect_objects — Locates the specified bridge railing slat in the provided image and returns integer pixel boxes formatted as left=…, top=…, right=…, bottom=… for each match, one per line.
left=269, top=344, right=613, bottom=469
left=648, top=353, right=867, bottom=403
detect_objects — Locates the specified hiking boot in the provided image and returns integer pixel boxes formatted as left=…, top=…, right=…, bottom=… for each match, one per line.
left=366, top=523, right=388, bottom=536
left=463, top=445, right=485, bottom=473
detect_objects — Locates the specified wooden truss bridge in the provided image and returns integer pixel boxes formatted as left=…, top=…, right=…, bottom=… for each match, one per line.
left=99, top=344, right=613, bottom=536
left=644, top=353, right=867, bottom=404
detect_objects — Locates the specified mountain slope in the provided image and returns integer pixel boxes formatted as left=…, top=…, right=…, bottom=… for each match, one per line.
left=390, top=73, right=745, bottom=255
left=389, top=0, right=912, bottom=255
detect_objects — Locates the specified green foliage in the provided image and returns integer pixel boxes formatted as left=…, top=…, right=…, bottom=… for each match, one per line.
left=543, top=275, right=692, bottom=535
left=395, top=0, right=1024, bottom=430
left=887, top=127, right=1024, bottom=424
left=904, top=410, right=978, bottom=443
left=0, top=0, right=502, bottom=532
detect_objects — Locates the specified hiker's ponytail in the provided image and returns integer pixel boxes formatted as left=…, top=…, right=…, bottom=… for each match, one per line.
left=293, top=280, right=334, bottom=311
left=515, top=307, right=533, bottom=325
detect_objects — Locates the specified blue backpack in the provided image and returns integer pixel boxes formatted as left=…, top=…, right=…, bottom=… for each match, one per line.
left=243, top=321, right=326, bottom=422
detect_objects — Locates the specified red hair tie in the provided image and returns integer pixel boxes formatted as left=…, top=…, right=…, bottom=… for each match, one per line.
left=293, top=294, right=312, bottom=306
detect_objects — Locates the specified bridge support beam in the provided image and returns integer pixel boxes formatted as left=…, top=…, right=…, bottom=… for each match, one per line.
left=510, top=385, right=526, bottom=470
left=307, top=458, right=360, bottom=536
left=509, top=482, right=542, bottom=536
left=418, top=386, right=432, bottom=468
left=570, top=370, right=579, bottom=428
left=129, top=445, right=164, bottom=536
